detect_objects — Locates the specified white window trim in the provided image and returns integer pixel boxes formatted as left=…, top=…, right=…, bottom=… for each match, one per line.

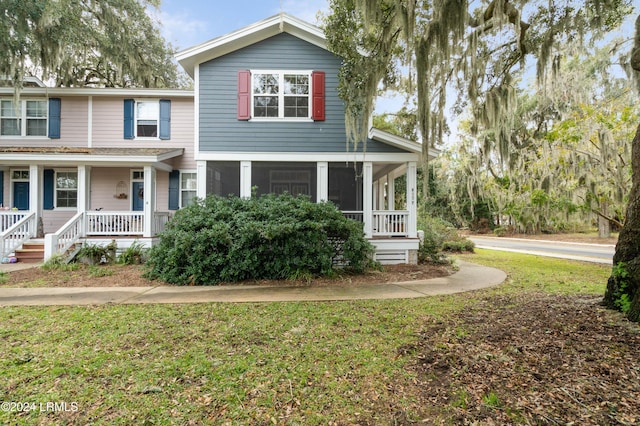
left=250, top=70, right=313, bottom=122
left=0, top=98, right=49, bottom=138
left=54, top=169, right=78, bottom=210
left=180, top=170, right=197, bottom=208
left=134, top=99, right=160, bottom=140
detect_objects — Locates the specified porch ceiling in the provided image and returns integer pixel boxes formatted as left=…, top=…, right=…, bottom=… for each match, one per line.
left=0, top=147, right=184, bottom=171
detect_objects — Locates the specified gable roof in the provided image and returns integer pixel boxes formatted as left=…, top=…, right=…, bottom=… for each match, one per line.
left=176, top=13, right=327, bottom=77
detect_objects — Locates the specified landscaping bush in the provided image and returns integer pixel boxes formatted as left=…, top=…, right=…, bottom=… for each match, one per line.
left=145, top=193, right=376, bottom=285
left=418, top=217, right=474, bottom=263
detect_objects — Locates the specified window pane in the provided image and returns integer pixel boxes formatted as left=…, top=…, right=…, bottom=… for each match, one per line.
left=26, top=100, right=47, bottom=118
left=254, top=96, right=278, bottom=117
left=181, top=173, right=197, bottom=190
left=56, top=191, right=78, bottom=208
left=26, top=118, right=46, bottom=136
left=1, top=118, right=20, bottom=135
left=12, top=170, right=29, bottom=180
left=57, top=172, right=78, bottom=189
left=137, top=122, right=158, bottom=137
left=132, top=171, right=144, bottom=180
left=284, top=74, right=309, bottom=95
left=253, top=74, right=279, bottom=94
left=284, top=96, right=308, bottom=118
left=182, top=190, right=197, bottom=207
left=137, top=102, right=159, bottom=119
left=1, top=100, right=17, bottom=117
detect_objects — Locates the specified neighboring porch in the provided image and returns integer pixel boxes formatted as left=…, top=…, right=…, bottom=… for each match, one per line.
left=0, top=148, right=184, bottom=262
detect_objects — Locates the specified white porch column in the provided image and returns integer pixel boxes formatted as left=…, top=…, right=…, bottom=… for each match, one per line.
left=77, top=165, right=90, bottom=237
left=77, top=165, right=90, bottom=213
left=407, top=161, right=418, bottom=238
left=377, top=175, right=387, bottom=210
left=363, top=162, right=373, bottom=238
left=317, top=162, right=328, bottom=202
left=240, top=161, right=252, bottom=199
left=196, top=160, right=207, bottom=199
left=143, top=165, right=156, bottom=237
left=28, top=165, right=41, bottom=234
left=387, top=174, right=396, bottom=211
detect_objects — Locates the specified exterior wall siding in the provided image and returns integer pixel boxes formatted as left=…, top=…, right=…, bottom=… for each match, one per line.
left=89, top=168, right=171, bottom=212
left=42, top=210, right=75, bottom=234
left=199, top=33, right=404, bottom=154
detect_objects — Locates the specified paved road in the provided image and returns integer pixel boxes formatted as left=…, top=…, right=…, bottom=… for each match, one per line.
left=469, top=236, right=615, bottom=264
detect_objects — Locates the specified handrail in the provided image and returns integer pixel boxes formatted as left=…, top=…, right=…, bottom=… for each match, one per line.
left=0, top=212, right=36, bottom=259
left=1, top=211, right=27, bottom=232
left=44, top=212, right=85, bottom=260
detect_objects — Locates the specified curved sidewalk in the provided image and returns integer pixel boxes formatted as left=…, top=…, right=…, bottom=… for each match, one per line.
left=0, top=261, right=506, bottom=307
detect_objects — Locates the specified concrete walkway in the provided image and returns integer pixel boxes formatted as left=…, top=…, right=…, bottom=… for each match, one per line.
left=0, top=261, right=506, bottom=307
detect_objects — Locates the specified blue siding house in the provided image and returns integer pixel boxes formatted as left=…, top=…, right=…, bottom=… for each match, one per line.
left=176, top=13, right=437, bottom=264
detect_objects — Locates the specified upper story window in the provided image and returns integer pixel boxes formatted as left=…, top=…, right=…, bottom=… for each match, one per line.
left=238, top=70, right=325, bottom=121
left=124, top=99, right=171, bottom=140
left=1, top=99, right=47, bottom=136
left=252, top=72, right=310, bottom=119
left=136, top=101, right=159, bottom=137
left=0, top=98, right=60, bottom=139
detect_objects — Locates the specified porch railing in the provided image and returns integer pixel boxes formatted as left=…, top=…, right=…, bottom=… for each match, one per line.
left=342, top=211, right=364, bottom=222
left=0, top=212, right=36, bottom=259
left=372, top=210, right=409, bottom=237
left=154, top=212, right=172, bottom=234
left=1, top=211, right=27, bottom=232
left=45, top=212, right=85, bottom=260
left=86, top=211, right=144, bottom=236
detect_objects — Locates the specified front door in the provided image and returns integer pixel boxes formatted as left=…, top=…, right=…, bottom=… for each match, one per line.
left=13, top=181, right=29, bottom=210
left=132, top=181, right=144, bottom=211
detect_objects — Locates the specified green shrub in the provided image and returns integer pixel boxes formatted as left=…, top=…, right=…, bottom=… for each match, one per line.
left=0, top=271, right=7, bottom=284
left=442, top=239, right=475, bottom=252
left=41, top=254, right=80, bottom=271
left=118, top=241, right=147, bottom=265
left=145, top=194, right=377, bottom=285
left=77, top=241, right=116, bottom=265
left=418, top=217, right=473, bottom=262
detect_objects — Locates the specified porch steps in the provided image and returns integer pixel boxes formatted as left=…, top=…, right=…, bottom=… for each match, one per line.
left=15, top=240, right=45, bottom=264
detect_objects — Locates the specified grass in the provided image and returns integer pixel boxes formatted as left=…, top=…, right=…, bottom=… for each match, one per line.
left=0, top=250, right=613, bottom=425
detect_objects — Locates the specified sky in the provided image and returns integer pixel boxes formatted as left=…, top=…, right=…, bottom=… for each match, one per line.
left=154, top=0, right=639, bottom=120
left=155, top=0, right=404, bottom=113
left=157, top=0, right=330, bottom=52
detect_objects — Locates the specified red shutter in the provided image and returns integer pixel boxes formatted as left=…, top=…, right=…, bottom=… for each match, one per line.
left=237, top=70, right=251, bottom=120
left=312, top=71, right=325, bottom=121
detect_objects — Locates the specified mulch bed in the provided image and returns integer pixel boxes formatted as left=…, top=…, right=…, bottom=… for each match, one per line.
left=401, top=293, right=640, bottom=424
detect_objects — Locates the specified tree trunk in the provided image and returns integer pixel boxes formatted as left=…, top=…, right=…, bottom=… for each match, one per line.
left=598, top=202, right=611, bottom=239
left=604, top=124, right=640, bottom=322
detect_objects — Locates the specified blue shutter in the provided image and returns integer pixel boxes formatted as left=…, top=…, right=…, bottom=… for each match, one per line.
left=159, top=99, right=171, bottom=140
left=168, top=170, right=180, bottom=210
left=124, top=99, right=135, bottom=139
left=48, top=98, right=61, bottom=139
left=0, top=170, right=4, bottom=207
left=43, top=169, right=55, bottom=210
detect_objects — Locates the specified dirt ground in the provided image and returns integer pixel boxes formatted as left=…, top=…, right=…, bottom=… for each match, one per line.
left=2, top=262, right=454, bottom=288
left=399, top=292, right=640, bottom=425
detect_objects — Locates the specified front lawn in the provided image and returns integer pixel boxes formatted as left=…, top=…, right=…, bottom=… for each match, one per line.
left=1, top=250, right=638, bottom=425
